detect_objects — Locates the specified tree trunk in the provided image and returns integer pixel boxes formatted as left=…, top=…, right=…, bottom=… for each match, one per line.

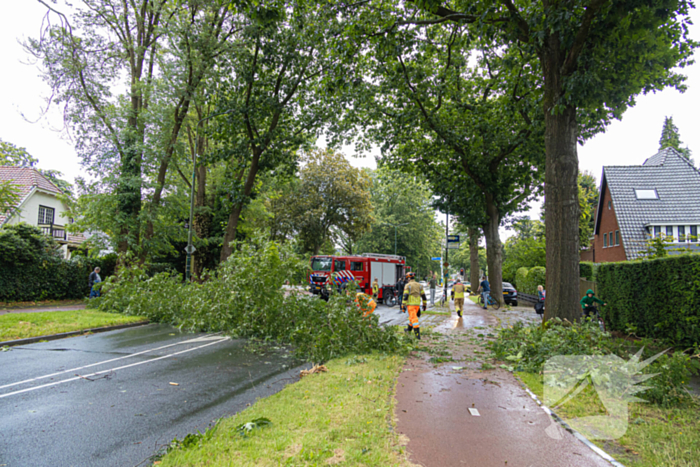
left=192, top=163, right=209, bottom=281
left=482, top=195, right=503, bottom=301
left=219, top=152, right=262, bottom=262
left=541, top=39, right=581, bottom=323
left=468, top=227, right=480, bottom=294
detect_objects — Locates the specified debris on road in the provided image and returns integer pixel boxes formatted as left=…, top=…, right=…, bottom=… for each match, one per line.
left=169, top=382, right=179, bottom=386
left=300, top=364, right=327, bottom=378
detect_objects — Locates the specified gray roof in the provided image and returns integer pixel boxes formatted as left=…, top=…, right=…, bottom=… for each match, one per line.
left=596, top=148, right=700, bottom=260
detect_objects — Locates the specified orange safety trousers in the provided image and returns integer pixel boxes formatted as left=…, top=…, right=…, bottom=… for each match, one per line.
left=407, top=305, right=420, bottom=328
left=362, top=300, right=377, bottom=318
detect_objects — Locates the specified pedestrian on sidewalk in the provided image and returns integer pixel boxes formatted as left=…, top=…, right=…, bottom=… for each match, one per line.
left=402, top=271, right=427, bottom=339
left=89, top=267, right=102, bottom=298
left=451, top=278, right=466, bottom=318
left=476, top=275, right=490, bottom=309
left=535, top=285, right=546, bottom=317
left=429, top=273, right=437, bottom=305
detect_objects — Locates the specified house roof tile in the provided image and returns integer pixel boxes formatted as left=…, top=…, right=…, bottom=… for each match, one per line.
left=597, top=148, right=700, bottom=260
left=0, top=166, right=63, bottom=226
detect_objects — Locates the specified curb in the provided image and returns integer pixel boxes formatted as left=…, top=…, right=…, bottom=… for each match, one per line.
left=0, top=321, right=150, bottom=347
left=521, top=385, right=626, bottom=467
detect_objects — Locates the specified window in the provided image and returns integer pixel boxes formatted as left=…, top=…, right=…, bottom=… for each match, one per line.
left=603, top=233, right=608, bottom=247
left=334, top=259, right=346, bottom=271
left=678, top=226, right=686, bottom=242
left=310, top=258, right=332, bottom=272
left=634, top=189, right=659, bottom=200
left=38, top=206, right=55, bottom=225
left=691, top=226, right=698, bottom=243
left=609, top=232, right=613, bottom=247
left=615, top=230, right=620, bottom=246
left=666, top=226, right=674, bottom=240
left=608, top=200, right=611, bottom=210
left=350, top=261, right=364, bottom=271
left=654, top=226, right=662, bottom=237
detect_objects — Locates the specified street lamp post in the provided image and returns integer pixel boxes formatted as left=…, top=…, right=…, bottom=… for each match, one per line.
left=185, top=110, right=233, bottom=282
left=383, top=222, right=409, bottom=256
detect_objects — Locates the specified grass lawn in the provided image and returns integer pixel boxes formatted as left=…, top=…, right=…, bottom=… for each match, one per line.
left=158, top=353, right=412, bottom=467
left=517, top=372, right=700, bottom=467
left=0, top=310, right=147, bottom=341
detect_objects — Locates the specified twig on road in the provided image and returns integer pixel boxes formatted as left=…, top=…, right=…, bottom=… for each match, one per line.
left=76, top=371, right=114, bottom=382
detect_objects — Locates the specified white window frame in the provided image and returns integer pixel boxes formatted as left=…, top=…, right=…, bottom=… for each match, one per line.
left=691, top=226, right=698, bottom=243
left=634, top=189, right=659, bottom=200
left=38, top=205, right=55, bottom=225
left=615, top=230, right=620, bottom=246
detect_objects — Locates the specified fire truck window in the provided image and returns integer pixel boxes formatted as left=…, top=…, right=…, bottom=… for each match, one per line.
left=350, top=261, right=363, bottom=271
left=334, top=260, right=346, bottom=271
left=311, top=258, right=332, bottom=271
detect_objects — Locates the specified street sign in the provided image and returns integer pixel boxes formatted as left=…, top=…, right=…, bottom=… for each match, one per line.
left=447, top=234, right=460, bottom=249
left=443, top=262, right=449, bottom=267
left=184, top=245, right=197, bottom=255
left=431, top=257, right=442, bottom=261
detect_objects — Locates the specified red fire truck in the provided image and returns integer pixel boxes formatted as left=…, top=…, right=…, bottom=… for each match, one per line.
left=309, top=253, right=407, bottom=303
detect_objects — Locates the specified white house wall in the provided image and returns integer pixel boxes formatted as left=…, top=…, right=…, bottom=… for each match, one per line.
left=7, top=190, right=70, bottom=228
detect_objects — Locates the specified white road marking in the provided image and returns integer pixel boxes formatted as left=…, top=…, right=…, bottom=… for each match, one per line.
left=0, top=336, right=229, bottom=400
left=0, top=333, right=224, bottom=392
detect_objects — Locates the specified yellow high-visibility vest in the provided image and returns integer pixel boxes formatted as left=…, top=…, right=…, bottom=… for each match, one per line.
left=404, top=280, right=425, bottom=306
left=453, top=283, right=466, bottom=299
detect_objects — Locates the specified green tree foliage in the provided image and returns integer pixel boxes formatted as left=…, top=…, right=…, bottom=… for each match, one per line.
left=0, top=181, right=20, bottom=216
left=1, top=138, right=72, bottom=194
left=354, top=167, right=442, bottom=277
left=658, top=116, right=693, bottom=164
left=502, top=219, right=546, bottom=283
left=578, top=171, right=599, bottom=250
left=381, top=0, right=697, bottom=321
left=268, top=149, right=373, bottom=255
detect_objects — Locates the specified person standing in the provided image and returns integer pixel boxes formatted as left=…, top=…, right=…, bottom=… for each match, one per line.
left=372, top=278, right=379, bottom=300
left=355, top=292, right=377, bottom=318
left=429, top=273, right=437, bottom=306
left=476, top=275, right=490, bottom=310
left=451, top=278, right=466, bottom=318
left=88, top=267, right=102, bottom=298
left=402, top=271, right=427, bottom=339
left=396, top=275, right=406, bottom=312
left=535, top=285, right=546, bottom=317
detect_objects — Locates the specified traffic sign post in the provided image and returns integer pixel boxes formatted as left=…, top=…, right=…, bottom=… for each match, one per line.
left=447, top=234, right=460, bottom=249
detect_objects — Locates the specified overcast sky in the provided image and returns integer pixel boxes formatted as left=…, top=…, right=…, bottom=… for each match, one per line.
left=2, top=2, right=698, bottom=239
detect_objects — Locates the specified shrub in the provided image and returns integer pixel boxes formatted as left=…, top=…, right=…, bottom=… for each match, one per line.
left=579, top=262, right=598, bottom=281
left=95, top=236, right=407, bottom=363
left=491, top=320, right=699, bottom=407
left=519, top=266, right=546, bottom=295
left=596, top=254, right=700, bottom=347
left=0, top=223, right=101, bottom=302
left=515, top=267, right=529, bottom=291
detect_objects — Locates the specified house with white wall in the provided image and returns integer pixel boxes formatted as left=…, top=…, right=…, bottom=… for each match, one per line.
left=0, top=166, right=84, bottom=258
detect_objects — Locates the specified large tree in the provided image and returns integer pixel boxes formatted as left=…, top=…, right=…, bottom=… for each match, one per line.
left=358, top=23, right=545, bottom=300
left=658, top=116, right=693, bottom=164
left=350, top=0, right=696, bottom=321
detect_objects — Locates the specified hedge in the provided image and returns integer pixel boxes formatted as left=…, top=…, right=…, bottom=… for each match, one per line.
left=579, top=262, right=599, bottom=281
left=515, top=267, right=529, bottom=291
left=597, top=254, right=700, bottom=346
left=0, top=224, right=114, bottom=302
left=520, top=266, right=546, bottom=295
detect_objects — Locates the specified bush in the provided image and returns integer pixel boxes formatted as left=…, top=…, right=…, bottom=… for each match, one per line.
left=491, top=320, right=699, bottom=407
left=94, top=236, right=407, bottom=363
left=0, top=224, right=100, bottom=302
left=596, top=254, right=700, bottom=347
left=519, top=266, right=546, bottom=295
left=579, top=262, right=598, bottom=280
left=515, top=267, right=529, bottom=291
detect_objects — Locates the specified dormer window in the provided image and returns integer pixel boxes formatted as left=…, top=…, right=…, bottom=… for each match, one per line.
left=635, top=189, right=658, bottom=200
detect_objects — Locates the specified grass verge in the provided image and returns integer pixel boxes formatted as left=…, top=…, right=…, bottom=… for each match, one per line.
left=157, top=353, right=412, bottom=467
left=0, top=310, right=146, bottom=341
left=517, top=371, right=700, bottom=467
left=0, top=299, right=85, bottom=311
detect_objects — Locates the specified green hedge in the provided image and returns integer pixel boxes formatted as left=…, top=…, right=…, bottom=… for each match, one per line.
left=579, top=262, right=599, bottom=281
left=597, top=255, right=700, bottom=346
left=519, top=266, right=546, bottom=295
left=0, top=224, right=114, bottom=302
left=515, top=267, right=529, bottom=291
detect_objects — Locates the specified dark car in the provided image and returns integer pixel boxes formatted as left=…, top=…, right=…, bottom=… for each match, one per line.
left=502, top=282, right=518, bottom=306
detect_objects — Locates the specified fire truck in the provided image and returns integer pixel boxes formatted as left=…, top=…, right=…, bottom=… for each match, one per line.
left=309, top=253, right=407, bottom=304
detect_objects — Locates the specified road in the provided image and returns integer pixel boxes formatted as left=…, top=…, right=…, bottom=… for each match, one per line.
left=373, top=284, right=447, bottom=326
left=0, top=324, right=307, bottom=467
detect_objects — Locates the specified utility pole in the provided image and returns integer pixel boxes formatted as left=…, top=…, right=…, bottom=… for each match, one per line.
left=444, top=209, right=449, bottom=299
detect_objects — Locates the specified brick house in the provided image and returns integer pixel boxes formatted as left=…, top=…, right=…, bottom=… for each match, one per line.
left=0, top=166, right=85, bottom=258
left=582, top=148, right=700, bottom=263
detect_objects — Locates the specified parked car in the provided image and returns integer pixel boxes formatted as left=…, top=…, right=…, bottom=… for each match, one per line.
left=502, top=282, right=518, bottom=306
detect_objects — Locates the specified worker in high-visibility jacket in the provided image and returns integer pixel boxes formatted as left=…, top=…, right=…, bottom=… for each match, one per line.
left=402, top=271, right=427, bottom=339
left=372, top=278, right=379, bottom=300
left=355, top=292, right=377, bottom=318
left=451, top=278, right=467, bottom=318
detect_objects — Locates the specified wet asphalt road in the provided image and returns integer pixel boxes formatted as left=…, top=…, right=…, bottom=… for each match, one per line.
left=0, top=324, right=307, bottom=467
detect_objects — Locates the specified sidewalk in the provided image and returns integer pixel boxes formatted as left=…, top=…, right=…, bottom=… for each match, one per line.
left=394, top=299, right=611, bottom=467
